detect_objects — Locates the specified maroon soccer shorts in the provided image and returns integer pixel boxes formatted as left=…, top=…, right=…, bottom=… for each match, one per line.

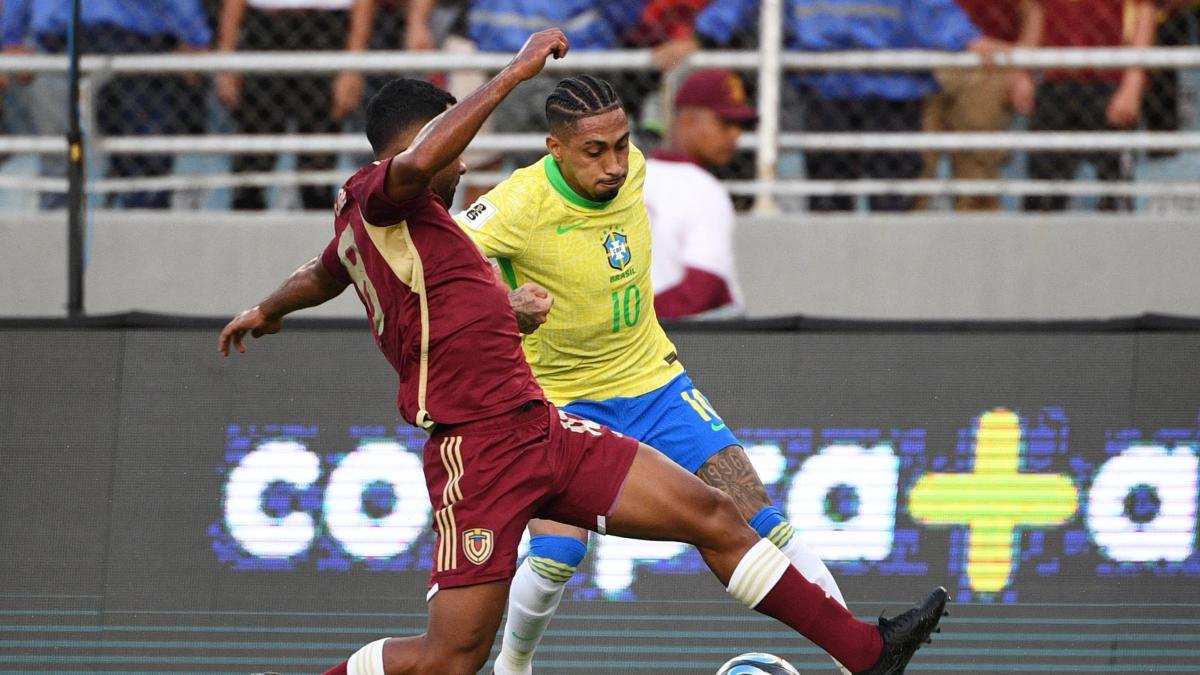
left=422, top=400, right=639, bottom=594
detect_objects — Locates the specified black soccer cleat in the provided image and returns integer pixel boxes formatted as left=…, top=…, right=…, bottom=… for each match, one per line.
left=854, top=586, right=950, bottom=675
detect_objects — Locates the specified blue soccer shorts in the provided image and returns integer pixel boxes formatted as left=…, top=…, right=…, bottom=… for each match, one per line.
left=561, top=372, right=740, bottom=474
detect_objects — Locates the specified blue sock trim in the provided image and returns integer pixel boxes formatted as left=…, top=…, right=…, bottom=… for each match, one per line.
left=749, top=506, right=787, bottom=539
left=528, top=534, right=587, bottom=568
left=750, top=506, right=796, bottom=549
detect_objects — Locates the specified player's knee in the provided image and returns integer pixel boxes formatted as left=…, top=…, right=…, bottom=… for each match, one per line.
left=414, top=636, right=492, bottom=675
left=526, top=534, right=588, bottom=589
left=693, top=486, right=755, bottom=548
left=527, top=519, right=589, bottom=542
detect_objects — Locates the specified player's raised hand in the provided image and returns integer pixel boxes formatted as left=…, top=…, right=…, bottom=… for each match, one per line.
left=218, top=305, right=283, bottom=356
left=506, top=29, right=569, bottom=82
left=509, top=282, right=554, bottom=334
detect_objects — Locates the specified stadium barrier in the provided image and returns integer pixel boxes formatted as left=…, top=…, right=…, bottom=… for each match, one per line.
left=5, top=210, right=1200, bottom=320
left=1, top=47, right=1198, bottom=204
left=2, top=321, right=1198, bottom=673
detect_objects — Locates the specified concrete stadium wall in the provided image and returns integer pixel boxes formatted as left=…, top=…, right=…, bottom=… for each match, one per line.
left=3, top=210, right=1199, bottom=319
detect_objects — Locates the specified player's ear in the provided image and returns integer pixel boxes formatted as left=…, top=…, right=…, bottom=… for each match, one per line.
left=546, top=135, right=562, bottom=162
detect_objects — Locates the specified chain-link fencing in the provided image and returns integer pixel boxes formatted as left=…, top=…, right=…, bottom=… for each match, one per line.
left=1, top=0, right=1198, bottom=214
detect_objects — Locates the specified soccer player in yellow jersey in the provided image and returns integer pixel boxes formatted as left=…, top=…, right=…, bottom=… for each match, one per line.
left=454, top=75, right=850, bottom=675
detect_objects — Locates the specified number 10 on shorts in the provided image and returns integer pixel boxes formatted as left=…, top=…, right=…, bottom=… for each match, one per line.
left=681, top=388, right=725, bottom=430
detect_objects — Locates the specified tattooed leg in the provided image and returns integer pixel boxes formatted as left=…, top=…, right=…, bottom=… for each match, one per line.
left=700, top=445, right=851, bottom=674
left=695, top=444, right=772, bottom=521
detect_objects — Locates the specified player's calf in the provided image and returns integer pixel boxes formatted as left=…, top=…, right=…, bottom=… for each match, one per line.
left=495, top=534, right=588, bottom=675
left=373, top=633, right=494, bottom=675
left=697, top=446, right=848, bottom=607
left=750, top=505, right=846, bottom=604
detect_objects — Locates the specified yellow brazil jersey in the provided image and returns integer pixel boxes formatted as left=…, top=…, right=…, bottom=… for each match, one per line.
left=453, top=145, right=683, bottom=406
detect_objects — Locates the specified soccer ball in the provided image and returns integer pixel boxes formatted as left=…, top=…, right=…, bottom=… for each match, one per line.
left=715, top=652, right=801, bottom=674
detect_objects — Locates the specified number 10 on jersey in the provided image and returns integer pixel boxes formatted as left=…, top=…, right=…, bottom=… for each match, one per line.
left=611, top=284, right=642, bottom=333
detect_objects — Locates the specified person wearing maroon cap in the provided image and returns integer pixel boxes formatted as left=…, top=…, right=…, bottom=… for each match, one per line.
left=645, top=68, right=756, bottom=319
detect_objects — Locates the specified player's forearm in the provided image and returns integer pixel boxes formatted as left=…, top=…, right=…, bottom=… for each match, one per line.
left=257, top=257, right=349, bottom=321
left=387, top=68, right=524, bottom=199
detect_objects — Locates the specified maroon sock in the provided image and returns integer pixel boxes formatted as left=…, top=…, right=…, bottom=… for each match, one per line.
left=322, top=661, right=349, bottom=675
left=753, top=566, right=883, bottom=672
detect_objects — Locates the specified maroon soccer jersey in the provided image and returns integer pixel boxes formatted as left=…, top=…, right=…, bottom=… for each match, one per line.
left=319, top=159, right=544, bottom=427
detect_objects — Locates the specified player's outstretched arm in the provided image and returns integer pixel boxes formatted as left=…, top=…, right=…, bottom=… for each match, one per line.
left=217, top=256, right=350, bottom=356
left=384, top=28, right=569, bottom=203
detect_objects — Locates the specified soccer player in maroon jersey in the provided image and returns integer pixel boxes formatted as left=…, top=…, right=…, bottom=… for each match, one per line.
left=217, top=29, right=948, bottom=675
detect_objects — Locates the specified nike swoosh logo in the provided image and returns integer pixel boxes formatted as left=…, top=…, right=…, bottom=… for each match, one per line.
left=556, top=221, right=586, bottom=235
left=710, top=422, right=726, bottom=432
left=510, top=630, right=535, bottom=642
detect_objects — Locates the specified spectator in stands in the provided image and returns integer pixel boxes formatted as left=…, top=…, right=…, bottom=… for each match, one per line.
left=657, top=0, right=1003, bottom=212
left=629, top=0, right=712, bottom=49
left=920, top=0, right=1042, bottom=211
left=215, top=0, right=376, bottom=211
left=400, top=0, right=491, bottom=204
left=461, top=0, right=646, bottom=167
left=625, top=0, right=714, bottom=137
left=646, top=69, right=752, bottom=318
left=0, top=0, right=212, bottom=209
left=1020, top=0, right=1156, bottom=211
left=1141, top=0, right=1199, bottom=158
left=398, top=0, right=469, bottom=53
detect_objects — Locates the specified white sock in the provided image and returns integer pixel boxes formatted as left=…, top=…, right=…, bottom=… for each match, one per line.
left=346, top=637, right=387, bottom=675
left=778, top=535, right=852, bottom=675
left=494, top=559, right=568, bottom=675
left=779, top=534, right=847, bottom=608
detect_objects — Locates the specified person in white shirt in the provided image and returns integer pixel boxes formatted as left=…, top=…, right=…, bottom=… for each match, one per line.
left=645, top=68, right=754, bottom=319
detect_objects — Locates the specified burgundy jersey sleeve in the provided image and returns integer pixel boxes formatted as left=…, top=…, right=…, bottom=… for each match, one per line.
left=344, top=157, right=437, bottom=227
left=319, top=232, right=353, bottom=285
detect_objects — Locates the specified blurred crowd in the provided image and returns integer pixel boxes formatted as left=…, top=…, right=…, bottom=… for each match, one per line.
left=1, top=0, right=1199, bottom=213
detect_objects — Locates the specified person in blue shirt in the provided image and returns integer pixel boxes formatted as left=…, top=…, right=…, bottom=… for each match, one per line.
left=0, top=0, right=212, bottom=209
left=656, top=0, right=1002, bottom=211
left=460, top=0, right=647, bottom=169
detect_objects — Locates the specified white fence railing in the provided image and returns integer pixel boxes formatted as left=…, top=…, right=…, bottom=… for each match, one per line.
left=2, top=46, right=1198, bottom=74
left=7, top=131, right=1200, bottom=155
left=1, top=47, right=1198, bottom=203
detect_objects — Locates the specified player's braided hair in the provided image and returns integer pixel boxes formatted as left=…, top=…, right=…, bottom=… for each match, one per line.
left=365, top=78, right=457, bottom=157
left=545, top=75, right=623, bottom=134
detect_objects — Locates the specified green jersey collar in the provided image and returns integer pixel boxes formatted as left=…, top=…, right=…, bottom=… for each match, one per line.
left=543, top=155, right=612, bottom=210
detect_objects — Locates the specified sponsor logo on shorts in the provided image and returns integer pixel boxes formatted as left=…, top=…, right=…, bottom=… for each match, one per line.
left=463, top=528, right=494, bottom=565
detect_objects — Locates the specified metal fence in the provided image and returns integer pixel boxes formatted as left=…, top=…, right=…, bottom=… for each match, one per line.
left=1, top=0, right=1198, bottom=214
